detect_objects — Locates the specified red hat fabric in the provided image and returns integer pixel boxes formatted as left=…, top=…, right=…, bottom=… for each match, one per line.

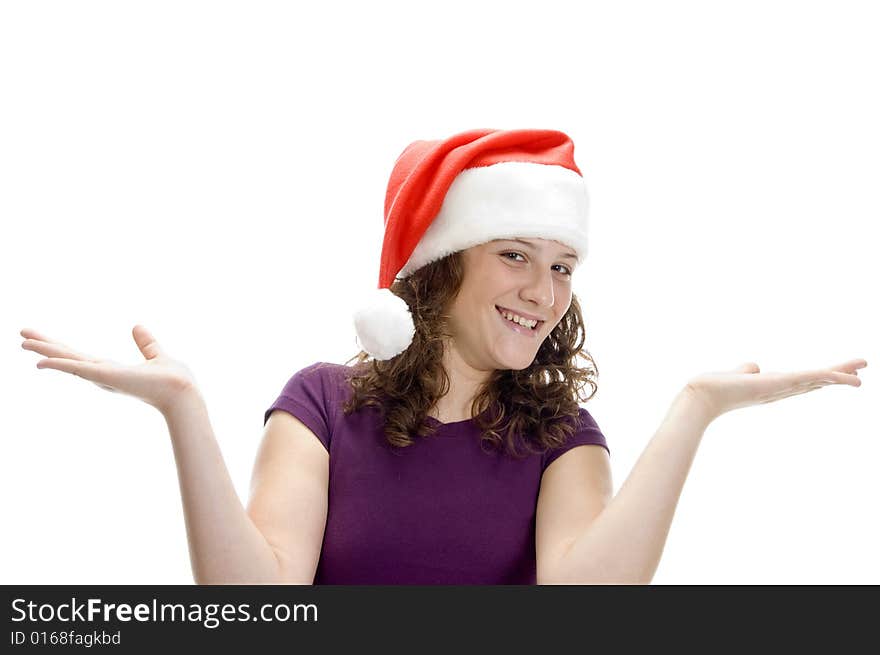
left=379, top=128, right=587, bottom=288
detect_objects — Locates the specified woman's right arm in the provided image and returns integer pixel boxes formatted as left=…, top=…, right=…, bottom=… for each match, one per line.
left=163, top=390, right=328, bottom=585
left=22, top=325, right=328, bottom=585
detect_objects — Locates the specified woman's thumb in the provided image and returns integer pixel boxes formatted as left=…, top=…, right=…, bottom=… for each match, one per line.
left=736, top=362, right=761, bottom=374
left=132, top=324, right=164, bottom=360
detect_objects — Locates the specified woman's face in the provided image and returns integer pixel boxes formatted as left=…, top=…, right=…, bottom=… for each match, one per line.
left=445, top=237, right=578, bottom=371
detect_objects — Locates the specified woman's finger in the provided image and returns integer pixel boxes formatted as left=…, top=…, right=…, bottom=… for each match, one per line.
left=816, top=359, right=868, bottom=377
left=20, top=328, right=96, bottom=360
left=20, top=328, right=76, bottom=349
left=21, top=338, right=97, bottom=362
left=818, top=369, right=862, bottom=386
left=36, top=357, right=120, bottom=389
left=833, top=359, right=868, bottom=377
left=770, top=369, right=860, bottom=400
left=131, top=325, right=165, bottom=361
left=20, top=328, right=56, bottom=342
left=790, top=367, right=862, bottom=388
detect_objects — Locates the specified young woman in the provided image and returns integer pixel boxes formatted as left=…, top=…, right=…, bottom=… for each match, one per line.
left=20, top=128, right=866, bottom=584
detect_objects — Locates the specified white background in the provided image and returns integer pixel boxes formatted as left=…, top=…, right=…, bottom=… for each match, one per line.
left=2, top=1, right=876, bottom=584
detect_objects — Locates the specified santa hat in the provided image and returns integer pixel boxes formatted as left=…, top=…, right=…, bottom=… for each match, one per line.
left=353, top=127, right=590, bottom=360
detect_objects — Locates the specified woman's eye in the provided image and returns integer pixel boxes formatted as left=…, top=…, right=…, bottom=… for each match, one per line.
left=502, top=253, right=572, bottom=276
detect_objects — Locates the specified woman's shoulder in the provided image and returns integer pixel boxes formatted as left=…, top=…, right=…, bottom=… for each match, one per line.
left=302, top=360, right=362, bottom=382
left=551, top=404, right=609, bottom=458
left=573, top=405, right=601, bottom=430
left=295, top=360, right=363, bottom=398
left=269, top=360, right=354, bottom=400
left=295, top=360, right=358, bottom=377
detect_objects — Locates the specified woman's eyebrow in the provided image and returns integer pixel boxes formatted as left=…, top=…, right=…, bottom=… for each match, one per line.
left=500, top=238, right=579, bottom=262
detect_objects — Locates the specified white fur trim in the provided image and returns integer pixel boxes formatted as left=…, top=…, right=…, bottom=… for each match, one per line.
left=397, top=161, right=589, bottom=278
left=352, top=288, right=416, bottom=360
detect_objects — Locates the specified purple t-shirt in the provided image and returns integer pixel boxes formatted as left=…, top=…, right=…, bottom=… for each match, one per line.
left=263, top=361, right=610, bottom=585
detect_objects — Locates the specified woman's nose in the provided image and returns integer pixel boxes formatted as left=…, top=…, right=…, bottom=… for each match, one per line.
left=519, top=270, right=555, bottom=308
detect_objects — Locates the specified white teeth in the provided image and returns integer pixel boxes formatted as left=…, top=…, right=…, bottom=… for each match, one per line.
left=499, top=308, right=538, bottom=329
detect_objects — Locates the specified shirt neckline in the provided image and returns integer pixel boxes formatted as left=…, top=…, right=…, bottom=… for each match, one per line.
left=424, top=415, right=477, bottom=428
left=423, top=407, right=495, bottom=431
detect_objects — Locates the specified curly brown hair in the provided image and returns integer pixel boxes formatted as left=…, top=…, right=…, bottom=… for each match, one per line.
left=341, top=249, right=599, bottom=459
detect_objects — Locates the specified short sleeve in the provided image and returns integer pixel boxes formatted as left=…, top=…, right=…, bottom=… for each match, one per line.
left=263, top=362, right=336, bottom=452
left=541, top=407, right=610, bottom=472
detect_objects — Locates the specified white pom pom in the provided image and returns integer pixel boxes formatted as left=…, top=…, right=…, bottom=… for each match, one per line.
left=352, top=288, right=416, bottom=360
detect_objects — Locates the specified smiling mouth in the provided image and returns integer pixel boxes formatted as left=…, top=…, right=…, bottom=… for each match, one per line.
left=495, top=305, right=544, bottom=332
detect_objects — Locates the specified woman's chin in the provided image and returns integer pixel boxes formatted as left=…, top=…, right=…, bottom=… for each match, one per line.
left=493, top=345, right=537, bottom=370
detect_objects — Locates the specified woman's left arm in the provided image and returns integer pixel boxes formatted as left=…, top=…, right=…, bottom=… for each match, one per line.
left=543, top=359, right=866, bottom=585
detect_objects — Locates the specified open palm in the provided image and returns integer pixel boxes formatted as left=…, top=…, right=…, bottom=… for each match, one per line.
left=21, top=325, right=198, bottom=415
left=685, top=359, right=867, bottom=420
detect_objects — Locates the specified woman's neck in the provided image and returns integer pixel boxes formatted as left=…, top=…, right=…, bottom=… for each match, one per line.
left=428, top=342, right=493, bottom=422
